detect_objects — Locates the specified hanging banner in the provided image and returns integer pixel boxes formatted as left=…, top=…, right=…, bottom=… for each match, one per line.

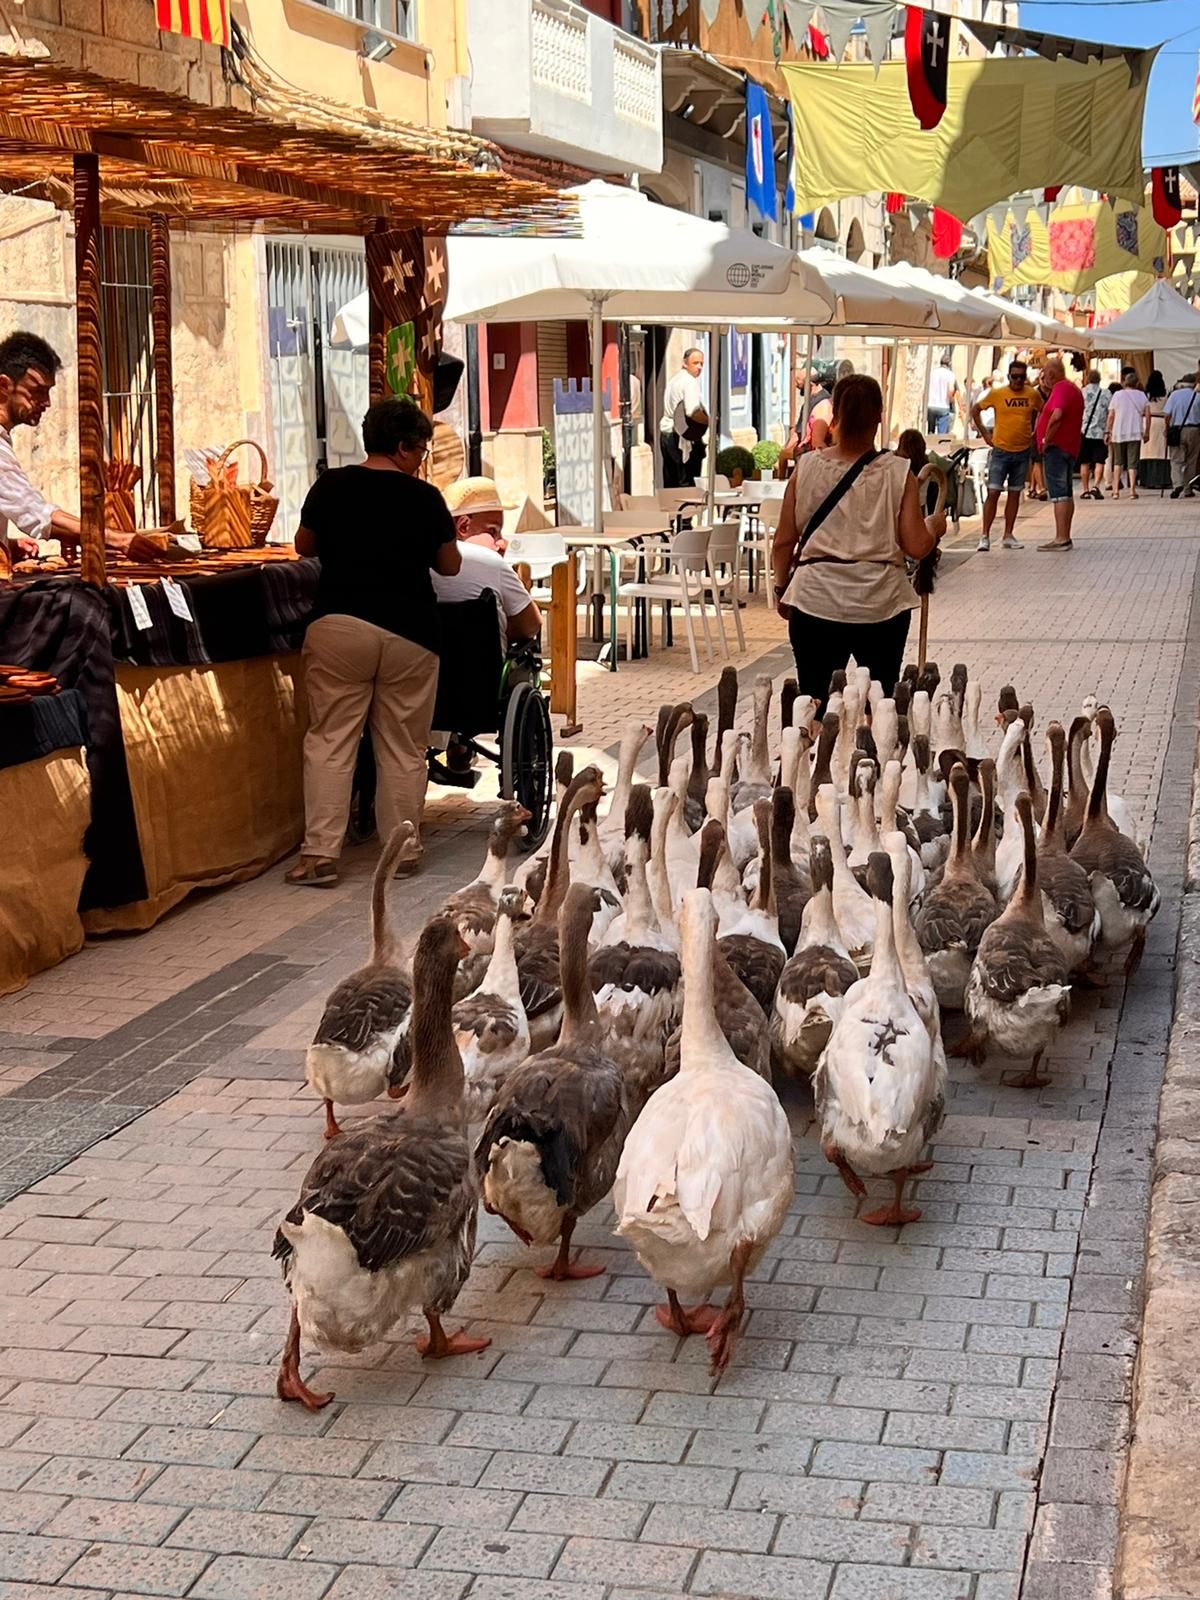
left=1152, top=167, right=1183, bottom=230
left=905, top=5, right=950, bottom=131
left=745, top=79, right=777, bottom=223
left=987, top=199, right=1167, bottom=295
left=782, top=51, right=1154, bottom=219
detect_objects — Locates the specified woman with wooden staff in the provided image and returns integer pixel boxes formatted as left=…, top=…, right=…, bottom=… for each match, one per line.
left=771, top=375, right=937, bottom=706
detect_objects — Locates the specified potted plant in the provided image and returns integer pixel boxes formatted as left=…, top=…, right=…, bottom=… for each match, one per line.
left=752, top=440, right=782, bottom=478
left=715, top=445, right=757, bottom=486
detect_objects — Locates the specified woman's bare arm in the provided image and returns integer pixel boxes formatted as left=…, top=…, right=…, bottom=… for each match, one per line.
left=771, top=473, right=800, bottom=616
left=897, top=473, right=937, bottom=559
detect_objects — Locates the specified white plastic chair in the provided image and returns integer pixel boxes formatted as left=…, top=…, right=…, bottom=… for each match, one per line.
left=505, top=532, right=585, bottom=607
left=705, top=520, right=746, bottom=656
left=757, top=479, right=787, bottom=499
left=619, top=494, right=662, bottom=514
left=617, top=524, right=715, bottom=673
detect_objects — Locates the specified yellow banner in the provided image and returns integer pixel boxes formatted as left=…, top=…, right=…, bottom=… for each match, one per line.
left=986, top=201, right=1167, bottom=295
left=782, top=51, right=1153, bottom=222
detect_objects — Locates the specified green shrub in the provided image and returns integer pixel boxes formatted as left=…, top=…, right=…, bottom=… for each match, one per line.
left=541, top=429, right=556, bottom=493
left=752, top=439, right=781, bottom=474
left=716, top=445, right=757, bottom=480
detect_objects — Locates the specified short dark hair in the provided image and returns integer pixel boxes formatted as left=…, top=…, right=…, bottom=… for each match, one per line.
left=361, top=397, right=433, bottom=456
left=1086, top=369, right=1101, bottom=386
left=682, top=347, right=703, bottom=363
left=831, top=374, right=883, bottom=437
left=1008, top=359, right=1028, bottom=374
left=0, top=331, right=62, bottom=385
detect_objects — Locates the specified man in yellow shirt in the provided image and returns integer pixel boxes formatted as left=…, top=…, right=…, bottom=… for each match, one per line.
left=970, top=358, right=1044, bottom=552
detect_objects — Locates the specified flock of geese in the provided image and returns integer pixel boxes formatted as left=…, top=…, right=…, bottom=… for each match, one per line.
left=275, top=664, right=1159, bottom=1408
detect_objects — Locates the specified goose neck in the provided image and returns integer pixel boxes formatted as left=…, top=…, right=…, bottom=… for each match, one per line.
left=406, top=940, right=465, bottom=1122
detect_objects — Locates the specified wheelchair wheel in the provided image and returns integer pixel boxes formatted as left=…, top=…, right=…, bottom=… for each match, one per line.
left=501, top=681, right=553, bottom=851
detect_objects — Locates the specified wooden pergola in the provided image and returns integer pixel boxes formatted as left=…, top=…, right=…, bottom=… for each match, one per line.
left=0, top=51, right=567, bottom=586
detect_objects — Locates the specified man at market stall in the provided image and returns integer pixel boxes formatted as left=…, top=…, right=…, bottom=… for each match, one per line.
left=659, top=346, right=709, bottom=488
left=1034, top=356, right=1084, bottom=553
left=0, top=331, right=133, bottom=564
left=970, top=357, right=1043, bottom=553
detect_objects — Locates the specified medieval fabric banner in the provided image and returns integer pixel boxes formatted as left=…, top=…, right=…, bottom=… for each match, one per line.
left=987, top=199, right=1167, bottom=296
left=781, top=50, right=1153, bottom=221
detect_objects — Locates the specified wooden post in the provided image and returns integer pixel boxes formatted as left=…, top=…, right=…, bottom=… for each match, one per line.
left=74, top=153, right=105, bottom=588
left=549, top=557, right=580, bottom=735
left=367, top=220, right=387, bottom=403
left=149, top=214, right=175, bottom=526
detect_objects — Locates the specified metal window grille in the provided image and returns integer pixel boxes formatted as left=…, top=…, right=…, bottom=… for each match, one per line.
left=310, top=0, right=417, bottom=40
left=99, top=225, right=156, bottom=527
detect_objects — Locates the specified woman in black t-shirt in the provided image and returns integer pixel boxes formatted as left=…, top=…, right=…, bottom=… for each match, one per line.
left=287, top=398, right=461, bottom=888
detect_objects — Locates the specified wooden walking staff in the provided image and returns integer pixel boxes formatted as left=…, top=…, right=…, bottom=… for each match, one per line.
left=75, top=154, right=105, bottom=588
left=150, top=214, right=175, bottom=526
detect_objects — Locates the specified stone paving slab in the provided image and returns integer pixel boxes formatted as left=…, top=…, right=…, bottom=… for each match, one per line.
left=0, top=494, right=1196, bottom=1599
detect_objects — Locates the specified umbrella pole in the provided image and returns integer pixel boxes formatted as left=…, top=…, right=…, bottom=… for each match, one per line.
left=590, top=294, right=605, bottom=540
left=917, top=592, right=930, bottom=673
left=885, top=337, right=899, bottom=448
left=800, top=327, right=815, bottom=441
left=706, top=323, right=720, bottom=527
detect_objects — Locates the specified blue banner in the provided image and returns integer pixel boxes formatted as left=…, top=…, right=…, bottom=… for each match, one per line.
left=784, top=99, right=795, bottom=218
left=744, top=78, right=776, bottom=224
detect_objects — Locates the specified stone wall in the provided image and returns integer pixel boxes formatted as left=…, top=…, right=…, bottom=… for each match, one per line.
left=19, top=0, right=230, bottom=107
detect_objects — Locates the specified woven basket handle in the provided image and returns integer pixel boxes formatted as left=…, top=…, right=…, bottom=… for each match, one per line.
left=215, top=438, right=270, bottom=489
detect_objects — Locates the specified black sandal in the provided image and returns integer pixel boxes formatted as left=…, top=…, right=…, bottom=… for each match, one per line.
left=285, top=858, right=339, bottom=888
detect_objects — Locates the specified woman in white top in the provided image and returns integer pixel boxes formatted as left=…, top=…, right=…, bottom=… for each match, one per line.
left=1105, top=369, right=1150, bottom=501
left=771, top=375, right=937, bottom=706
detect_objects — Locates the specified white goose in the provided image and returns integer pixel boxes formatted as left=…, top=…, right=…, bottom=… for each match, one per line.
left=730, top=676, right=774, bottom=812
left=772, top=834, right=859, bottom=1077
left=1078, top=695, right=1143, bottom=853
left=994, top=716, right=1033, bottom=903
left=648, top=787, right=682, bottom=953
left=574, top=795, right=623, bottom=945
left=590, top=786, right=683, bottom=1115
left=453, top=888, right=532, bottom=1124
left=815, top=850, right=944, bottom=1227
left=613, top=887, right=794, bottom=1374
left=599, top=721, right=653, bottom=871
left=815, top=782, right=874, bottom=973
left=1037, top=724, right=1100, bottom=975
left=880, top=758, right=925, bottom=905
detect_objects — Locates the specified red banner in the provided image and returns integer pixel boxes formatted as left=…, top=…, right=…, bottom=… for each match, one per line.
left=155, top=0, right=230, bottom=50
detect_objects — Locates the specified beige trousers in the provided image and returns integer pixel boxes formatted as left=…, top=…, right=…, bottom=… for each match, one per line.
left=301, top=613, right=438, bottom=860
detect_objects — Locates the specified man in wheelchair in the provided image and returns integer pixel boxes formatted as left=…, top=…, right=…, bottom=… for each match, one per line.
left=430, top=477, right=543, bottom=787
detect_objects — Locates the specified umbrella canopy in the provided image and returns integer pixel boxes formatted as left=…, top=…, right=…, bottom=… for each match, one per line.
left=969, top=287, right=1092, bottom=353
left=873, top=264, right=1004, bottom=341
left=440, top=181, right=835, bottom=324
left=330, top=181, right=835, bottom=342
left=718, top=250, right=946, bottom=338
left=1090, top=279, right=1200, bottom=354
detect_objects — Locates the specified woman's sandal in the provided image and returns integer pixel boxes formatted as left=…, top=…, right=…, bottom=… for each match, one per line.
left=285, top=858, right=339, bottom=888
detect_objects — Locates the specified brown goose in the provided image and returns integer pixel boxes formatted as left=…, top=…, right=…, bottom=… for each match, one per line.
left=452, top=888, right=531, bottom=1125
left=914, top=764, right=997, bottom=1012
left=476, top=883, right=630, bottom=1281
left=1061, top=714, right=1096, bottom=850
left=970, top=758, right=999, bottom=898
left=1038, top=723, right=1100, bottom=975
left=772, top=834, right=859, bottom=1078
left=808, top=711, right=839, bottom=822
left=439, top=801, right=530, bottom=954
left=276, top=915, right=486, bottom=1411
left=683, top=711, right=710, bottom=834
left=305, top=823, right=415, bottom=1141
left=1069, top=706, right=1159, bottom=975
left=730, top=675, right=774, bottom=812
left=718, top=798, right=786, bottom=1013
left=964, top=793, right=1071, bottom=1087
left=1018, top=704, right=1047, bottom=819
left=665, top=820, right=771, bottom=1081
left=517, top=750, right=575, bottom=906
left=769, top=786, right=809, bottom=956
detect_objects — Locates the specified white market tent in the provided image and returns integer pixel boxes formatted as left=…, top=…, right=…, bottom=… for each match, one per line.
left=1090, top=279, right=1200, bottom=354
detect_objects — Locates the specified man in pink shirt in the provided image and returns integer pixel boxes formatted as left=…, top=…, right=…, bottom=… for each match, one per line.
left=1035, top=357, right=1084, bottom=552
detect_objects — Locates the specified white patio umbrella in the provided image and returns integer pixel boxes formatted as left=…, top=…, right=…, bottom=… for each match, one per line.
left=332, top=181, right=836, bottom=536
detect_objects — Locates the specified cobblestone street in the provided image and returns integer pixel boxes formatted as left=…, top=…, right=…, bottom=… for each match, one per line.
left=0, top=492, right=1195, bottom=1600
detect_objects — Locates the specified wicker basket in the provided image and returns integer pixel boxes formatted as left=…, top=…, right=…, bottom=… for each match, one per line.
left=191, top=439, right=279, bottom=550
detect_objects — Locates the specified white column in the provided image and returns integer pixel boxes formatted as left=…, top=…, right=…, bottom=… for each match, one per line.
left=590, top=294, right=606, bottom=538
left=706, top=323, right=720, bottom=525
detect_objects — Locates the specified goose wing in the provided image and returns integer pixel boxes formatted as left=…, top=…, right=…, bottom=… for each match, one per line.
left=313, top=966, right=411, bottom=1053
left=275, top=1116, right=472, bottom=1273
left=974, top=924, right=1067, bottom=1003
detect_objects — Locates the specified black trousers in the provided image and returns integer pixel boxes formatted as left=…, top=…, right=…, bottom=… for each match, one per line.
left=787, top=606, right=912, bottom=708
left=660, top=431, right=705, bottom=488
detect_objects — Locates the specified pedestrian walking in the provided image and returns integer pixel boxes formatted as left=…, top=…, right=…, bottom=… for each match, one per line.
left=970, top=358, right=1043, bottom=552
left=288, top=397, right=461, bottom=889
left=659, top=347, right=709, bottom=488
left=1034, top=357, right=1084, bottom=553
left=1138, top=371, right=1171, bottom=493
left=1104, top=369, right=1149, bottom=501
left=1166, top=373, right=1200, bottom=498
left=926, top=352, right=958, bottom=436
left=1077, top=368, right=1110, bottom=501
left=771, top=375, right=936, bottom=704
left=778, top=362, right=836, bottom=472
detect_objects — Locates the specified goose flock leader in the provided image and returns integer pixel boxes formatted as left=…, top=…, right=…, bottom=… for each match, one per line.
left=278, top=664, right=1158, bottom=1403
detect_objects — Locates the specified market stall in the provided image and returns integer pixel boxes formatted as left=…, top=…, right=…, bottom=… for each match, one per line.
left=0, top=49, right=561, bottom=994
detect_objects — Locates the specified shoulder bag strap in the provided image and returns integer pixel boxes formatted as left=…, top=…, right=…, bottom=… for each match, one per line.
left=1084, top=389, right=1103, bottom=433
left=790, top=450, right=881, bottom=579
left=1186, top=389, right=1200, bottom=427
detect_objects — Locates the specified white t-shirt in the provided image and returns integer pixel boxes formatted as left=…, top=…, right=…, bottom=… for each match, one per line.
left=928, top=365, right=958, bottom=411
left=1107, top=388, right=1149, bottom=444
left=659, top=369, right=705, bottom=435
left=432, top=542, right=533, bottom=631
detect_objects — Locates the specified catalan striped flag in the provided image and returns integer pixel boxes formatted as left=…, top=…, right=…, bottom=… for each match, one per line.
left=154, top=0, right=230, bottom=50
